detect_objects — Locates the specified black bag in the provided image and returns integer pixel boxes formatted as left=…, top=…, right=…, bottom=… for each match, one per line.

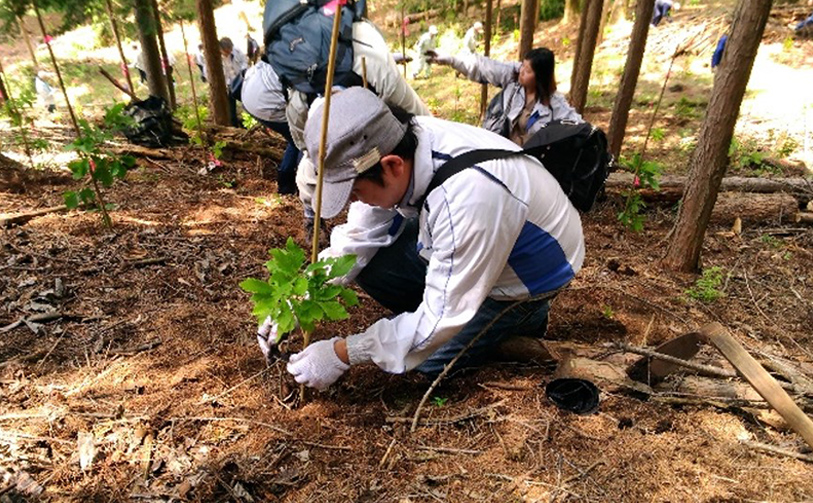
left=123, top=96, right=187, bottom=148
left=424, top=120, right=612, bottom=213
left=262, top=0, right=366, bottom=96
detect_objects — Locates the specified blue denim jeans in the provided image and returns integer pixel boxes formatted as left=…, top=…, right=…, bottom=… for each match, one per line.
left=356, top=217, right=551, bottom=376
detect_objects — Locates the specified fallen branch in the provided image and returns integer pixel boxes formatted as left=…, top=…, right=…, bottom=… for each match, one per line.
left=410, top=300, right=523, bottom=433
left=607, top=172, right=813, bottom=198
left=614, top=342, right=737, bottom=379
left=387, top=399, right=507, bottom=426
left=742, top=440, right=813, bottom=463
left=0, top=205, right=68, bottom=228
left=108, top=338, right=162, bottom=356
left=795, top=212, right=813, bottom=225
left=416, top=445, right=482, bottom=455
left=98, top=67, right=137, bottom=101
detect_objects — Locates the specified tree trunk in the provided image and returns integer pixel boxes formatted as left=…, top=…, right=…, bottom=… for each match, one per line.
left=563, top=0, right=580, bottom=24
left=518, top=0, right=537, bottom=60
left=196, top=0, right=230, bottom=126
left=480, top=0, right=494, bottom=121
left=569, top=0, right=603, bottom=112
left=607, top=0, right=654, bottom=158
left=17, top=16, right=38, bottom=67
left=662, top=0, right=774, bottom=272
left=496, top=0, right=503, bottom=32
left=150, top=0, right=176, bottom=109
left=134, top=0, right=169, bottom=103
left=570, top=0, right=590, bottom=78
left=597, top=0, right=612, bottom=45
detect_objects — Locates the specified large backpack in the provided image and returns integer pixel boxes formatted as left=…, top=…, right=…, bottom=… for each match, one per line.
left=122, top=96, right=188, bottom=148
left=262, top=0, right=366, bottom=96
left=424, top=120, right=613, bottom=213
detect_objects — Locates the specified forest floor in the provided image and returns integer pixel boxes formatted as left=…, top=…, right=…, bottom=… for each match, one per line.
left=2, top=0, right=813, bottom=502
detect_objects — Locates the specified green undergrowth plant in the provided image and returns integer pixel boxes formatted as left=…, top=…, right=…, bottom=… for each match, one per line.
left=617, top=153, right=663, bottom=232
left=64, top=103, right=136, bottom=227
left=684, top=266, right=724, bottom=303
left=0, top=87, right=49, bottom=169
left=240, top=238, right=359, bottom=347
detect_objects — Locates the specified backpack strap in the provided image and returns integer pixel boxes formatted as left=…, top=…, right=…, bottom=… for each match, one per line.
left=418, top=148, right=520, bottom=210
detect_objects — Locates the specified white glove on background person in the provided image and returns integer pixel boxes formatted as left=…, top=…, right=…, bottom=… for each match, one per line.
left=257, top=316, right=279, bottom=361
left=286, top=337, right=350, bottom=391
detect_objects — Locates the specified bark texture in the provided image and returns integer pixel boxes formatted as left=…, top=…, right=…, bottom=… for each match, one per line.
left=196, top=0, right=230, bottom=126
left=663, top=0, right=774, bottom=272
left=569, top=0, right=603, bottom=112
left=134, top=0, right=169, bottom=103
left=607, top=0, right=656, bottom=158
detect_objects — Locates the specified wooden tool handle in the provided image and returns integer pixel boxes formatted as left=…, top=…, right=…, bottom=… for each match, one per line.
left=700, top=322, right=813, bottom=450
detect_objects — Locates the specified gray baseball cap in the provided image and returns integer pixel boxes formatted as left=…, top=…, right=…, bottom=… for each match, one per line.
left=304, top=87, right=407, bottom=219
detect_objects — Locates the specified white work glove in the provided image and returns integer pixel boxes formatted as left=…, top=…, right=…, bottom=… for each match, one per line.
left=257, top=316, right=280, bottom=361
left=425, top=50, right=453, bottom=66
left=286, top=337, right=349, bottom=391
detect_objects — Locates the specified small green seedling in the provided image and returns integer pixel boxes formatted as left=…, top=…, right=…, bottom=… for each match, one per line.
left=432, top=396, right=449, bottom=408
left=601, top=305, right=615, bottom=319
left=240, top=238, right=359, bottom=343
left=63, top=103, right=136, bottom=227
left=617, top=153, right=663, bottom=232
left=685, top=266, right=724, bottom=303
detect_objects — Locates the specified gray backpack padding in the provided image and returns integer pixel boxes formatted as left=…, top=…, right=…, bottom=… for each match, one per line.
left=263, top=0, right=366, bottom=96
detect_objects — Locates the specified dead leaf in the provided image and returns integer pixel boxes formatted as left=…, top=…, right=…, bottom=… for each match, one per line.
left=78, top=431, right=96, bottom=471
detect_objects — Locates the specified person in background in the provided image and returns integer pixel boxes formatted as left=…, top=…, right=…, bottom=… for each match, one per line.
left=241, top=60, right=300, bottom=194
left=711, top=34, right=728, bottom=70
left=34, top=70, right=56, bottom=113
left=462, top=21, right=484, bottom=54
left=795, top=12, right=813, bottom=35
left=246, top=33, right=261, bottom=65
left=131, top=43, right=147, bottom=83
left=652, top=0, right=680, bottom=27
left=429, top=47, right=581, bottom=146
left=219, top=37, right=248, bottom=127
left=194, top=44, right=207, bottom=82
left=276, top=88, right=584, bottom=390
left=412, top=25, right=438, bottom=79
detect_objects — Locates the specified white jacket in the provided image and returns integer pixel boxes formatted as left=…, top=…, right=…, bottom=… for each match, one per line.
left=330, top=116, right=585, bottom=373
left=241, top=61, right=287, bottom=123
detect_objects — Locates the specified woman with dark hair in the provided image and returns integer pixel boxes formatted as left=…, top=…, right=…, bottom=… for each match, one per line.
left=429, top=47, right=581, bottom=146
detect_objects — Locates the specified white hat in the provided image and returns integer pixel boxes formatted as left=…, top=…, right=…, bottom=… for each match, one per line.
left=428, top=25, right=438, bottom=35
left=473, top=21, right=483, bottom=30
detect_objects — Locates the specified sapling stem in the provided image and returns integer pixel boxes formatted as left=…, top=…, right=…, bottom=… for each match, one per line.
left=179, top=20, right=206, bottom=146
left=104, top=0, right=135, bottom=96
left=0, top=59, right=36, bottom=170
left=33, top=0, right=80, bottom=135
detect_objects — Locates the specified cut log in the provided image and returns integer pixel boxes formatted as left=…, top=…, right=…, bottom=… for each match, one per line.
left=107, top=145, right=176, bottom=160
left=607, top=172, right=813, bottom=199
left=709, top=192, right=798, bottom=225
left=795, top=212, right=813, bottom=224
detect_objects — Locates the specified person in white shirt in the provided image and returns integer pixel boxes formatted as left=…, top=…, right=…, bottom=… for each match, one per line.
left=194, top=44, right=207, bottom=82
left=278, top=87, right=585, bottom=390
left=219, top=37, right=248, bottom=127
left=412, top=25, right=438, bottom=79
left=462, top=21, right=484, bottom=54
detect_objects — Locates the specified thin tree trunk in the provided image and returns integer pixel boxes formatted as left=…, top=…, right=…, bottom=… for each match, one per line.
left=134, top=0, right=169, bottom=103
left=563, top=0, right=579, bottom=24
left=571, top=0, right=590, bottom=86
left=104, top=0, right=135, bottom=96
left=196, top=0, right=230, bottom=126
left=597, top=0, right=612, bottom=44
left=607, top=0, right=655, bottom=158
left=663, top=0, right=774, bottom=272
left=480, top=0, right=494, bottom=121
left=570, top=0, right=603, bottom=112
left=150, top=0, right=177, bottom=109
left=32, top=0, right=80, bottom=134
left=518, top=0, right=536, bottom=60
left=18, top=16, right=38, bottom=67
left=496, top=0, right=503, bottom=32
